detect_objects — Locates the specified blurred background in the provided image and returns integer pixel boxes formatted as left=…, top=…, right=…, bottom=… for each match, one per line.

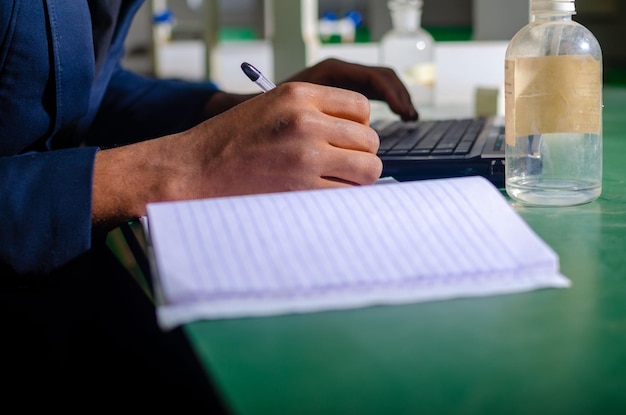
left=123, top=0, right=626, bottom=113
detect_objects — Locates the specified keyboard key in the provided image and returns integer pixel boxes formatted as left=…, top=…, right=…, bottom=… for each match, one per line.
left=432, top=119, right=473, bottom=154
left=412, top=120, right=453, bottom=153
left=377, top=117, right=488, bottom=157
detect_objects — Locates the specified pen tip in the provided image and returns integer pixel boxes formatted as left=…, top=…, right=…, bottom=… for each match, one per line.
left=241, top=62, right=260, bottom=82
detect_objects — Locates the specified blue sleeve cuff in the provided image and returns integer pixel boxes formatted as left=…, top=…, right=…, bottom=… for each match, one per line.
left=0, top=147, right=97, bottom=275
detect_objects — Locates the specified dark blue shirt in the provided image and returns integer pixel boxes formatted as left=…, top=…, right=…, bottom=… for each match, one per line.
left=0, top=0, right=218, bottom=276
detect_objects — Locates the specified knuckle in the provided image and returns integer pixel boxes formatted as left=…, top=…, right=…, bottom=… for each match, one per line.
left=272, top=110, right=314, bottom=136
left=276, top=81, right=310, bottom=101
left=353, top=93, right=370, bottom=112
left=319, top=57, right=341, bottom=69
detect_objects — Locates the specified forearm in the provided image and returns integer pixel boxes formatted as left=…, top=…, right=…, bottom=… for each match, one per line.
left=92, top=127, right=218, bottom=229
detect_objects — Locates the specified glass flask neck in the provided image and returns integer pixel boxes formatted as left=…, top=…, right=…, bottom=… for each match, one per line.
left=531, top=12, right=574, bottom=23
left=388, top=0, right=423, bottom=33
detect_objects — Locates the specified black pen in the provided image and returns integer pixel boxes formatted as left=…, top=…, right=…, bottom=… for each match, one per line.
left=241, top=62, right=276, bottom=92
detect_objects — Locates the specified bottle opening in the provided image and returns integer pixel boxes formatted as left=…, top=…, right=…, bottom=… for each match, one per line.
left=388, top=0, right=423, bottom=13
left=531, top=0, right=576, bottom=14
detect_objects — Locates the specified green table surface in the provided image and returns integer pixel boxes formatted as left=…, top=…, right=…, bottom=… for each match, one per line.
left=185, top=87, right=626, bottom=415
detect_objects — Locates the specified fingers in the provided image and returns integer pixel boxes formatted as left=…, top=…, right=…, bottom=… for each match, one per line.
left=285, top=58, right=419, bottom=122
left=296, top=106, right=379, bottom=154
left=340, top=62, right=419, bottom=122
left=325, top=121, right=379, bottom=154
left=299, top=115, right=382, bottom=185
left=319, top=147, right=383, bottom=186
left=271, top=82, right=371, bottom=126
left=290, top=110, right=382, bottom=185
left=368, top=66, right=419, bottom=121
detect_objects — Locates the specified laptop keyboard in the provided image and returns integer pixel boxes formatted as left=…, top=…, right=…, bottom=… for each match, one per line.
left=376, top=117, right=486, bottom=157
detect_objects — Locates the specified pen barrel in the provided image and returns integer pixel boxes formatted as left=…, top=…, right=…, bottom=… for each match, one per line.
left=256, top=77, right=276, bottom=92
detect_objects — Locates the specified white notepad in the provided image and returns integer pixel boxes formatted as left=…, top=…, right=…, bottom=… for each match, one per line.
left=144, top=176, right=570, bottom=330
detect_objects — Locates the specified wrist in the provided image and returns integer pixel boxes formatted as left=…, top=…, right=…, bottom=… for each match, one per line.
left=92, top=139, right=177, bottom=226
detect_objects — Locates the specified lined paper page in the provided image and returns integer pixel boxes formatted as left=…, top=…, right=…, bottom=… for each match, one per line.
left=146, top=176, right=570, bottom=329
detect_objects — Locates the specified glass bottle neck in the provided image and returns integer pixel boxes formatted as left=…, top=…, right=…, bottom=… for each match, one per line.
left=531, top=12, right=574, bottom=23
left=390, top=8, right=422, bottom=33
left=388, top=1, right=423, bottom=33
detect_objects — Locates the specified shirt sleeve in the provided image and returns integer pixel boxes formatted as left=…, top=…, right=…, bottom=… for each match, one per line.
left=84, top=66, right=220, bottom=147
left=0, top=147, right=97, bottom=276
left=1, top=67, right=219, bottom=277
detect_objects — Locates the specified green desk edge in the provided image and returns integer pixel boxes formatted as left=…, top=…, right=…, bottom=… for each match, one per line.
left=185, top=87, right=626, bottom=415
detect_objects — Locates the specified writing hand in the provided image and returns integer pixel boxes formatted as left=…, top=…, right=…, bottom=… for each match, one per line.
left=92, top=82, right=382, bottom=224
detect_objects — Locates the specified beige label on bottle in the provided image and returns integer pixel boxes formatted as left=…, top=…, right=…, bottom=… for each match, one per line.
left=505, top=55, right=602, bottom=145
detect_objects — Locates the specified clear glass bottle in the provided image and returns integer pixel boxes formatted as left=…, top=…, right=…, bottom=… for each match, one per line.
left=504, top=0, right=602, bottom=206
left=380, top=0, right=435, bottom=108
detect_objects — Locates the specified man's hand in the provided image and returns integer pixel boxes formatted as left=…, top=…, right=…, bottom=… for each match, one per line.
left=92, top=82, right=382, bottom=226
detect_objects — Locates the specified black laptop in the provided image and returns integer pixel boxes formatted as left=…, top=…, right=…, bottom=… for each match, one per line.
left=373, top=116, right=505, bottom=188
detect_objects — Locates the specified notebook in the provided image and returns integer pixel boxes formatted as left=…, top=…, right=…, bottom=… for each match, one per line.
left=373, top=116, right=505, bottom=188
left=144, top=176, right=569, bottom=329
